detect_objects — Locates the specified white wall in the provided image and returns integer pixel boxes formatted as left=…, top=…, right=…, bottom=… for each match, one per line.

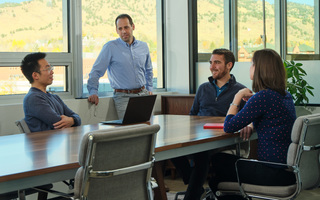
left=165, top=0, right=190, bottom=94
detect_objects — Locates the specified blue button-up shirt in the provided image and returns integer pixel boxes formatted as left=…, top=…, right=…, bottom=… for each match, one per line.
left=87, top=37, right=153, bottom=95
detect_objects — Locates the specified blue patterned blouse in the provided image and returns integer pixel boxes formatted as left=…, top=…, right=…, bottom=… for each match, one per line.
left=224, top=89, right=296, bottom=163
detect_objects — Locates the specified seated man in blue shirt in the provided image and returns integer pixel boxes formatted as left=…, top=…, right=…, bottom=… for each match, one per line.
left=87, top=14, right=153, bottom=119
left=172, top=48, right=247, bottom=200
left=21, top=52, right=81, bottom=132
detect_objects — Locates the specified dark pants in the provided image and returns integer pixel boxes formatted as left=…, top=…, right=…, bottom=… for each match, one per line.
left=209, top=153, right=296, bottom=200
left=171, top=151, right=211, bottom=200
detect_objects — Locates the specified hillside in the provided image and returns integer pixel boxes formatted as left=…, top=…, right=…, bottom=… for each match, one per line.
left=0, top=0, right=157, bottom=54
left=0, top=0, right=315, bottom=54
left=197, top=0, right=314, bottom=52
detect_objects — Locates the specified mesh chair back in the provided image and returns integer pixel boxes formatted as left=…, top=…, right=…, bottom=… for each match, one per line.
left=75, top=124, right=160, bottom=200
left=288, top=113, right=320, bottom=190
left=15, top=118, right=31, bottom=133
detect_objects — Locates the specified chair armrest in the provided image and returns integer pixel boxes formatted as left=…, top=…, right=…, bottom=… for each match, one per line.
left=90, top=157, right=155, bottom=178
left=303, top=144, right=320, bottom=151
left=234, top=159, right=297, bottom=199
left=235, top=159, right=296, bottom=172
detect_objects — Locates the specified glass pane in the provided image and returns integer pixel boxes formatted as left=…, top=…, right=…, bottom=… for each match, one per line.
left=238, top=0, right=275, bottom=62
left=82, top=0, right=160, bottom=95
left=48, top=66, right=67, bottom=93
left=198, top=0, right=225, bottom=53
left=0, top=66, right=67, bottom=95
left=0, top=0, right=67, bottom=52
left=287, top=0, right=315, bottom=54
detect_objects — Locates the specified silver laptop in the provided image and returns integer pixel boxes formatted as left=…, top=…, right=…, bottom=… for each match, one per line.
left=101, top=95, right=157, bottom=125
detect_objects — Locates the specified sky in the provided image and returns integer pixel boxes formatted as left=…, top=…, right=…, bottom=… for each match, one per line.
left=265, top=0, right=314, bottom=6
left=1, top=0, right=31, bottom=3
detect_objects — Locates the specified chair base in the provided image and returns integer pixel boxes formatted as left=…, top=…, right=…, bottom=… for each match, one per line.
left=174, top=187, right=215, bottom=200
left=217, top=182, right=298, bottom=200
left=0, top=184, right=53, bottom=200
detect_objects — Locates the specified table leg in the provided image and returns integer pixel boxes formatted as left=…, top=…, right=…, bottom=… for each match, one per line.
left=236, top=143, right=241, bottom=156
left=152, top=161, right=168, bottom=200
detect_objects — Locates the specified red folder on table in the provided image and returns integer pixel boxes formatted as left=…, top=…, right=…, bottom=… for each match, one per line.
left=203, top=123, right=224, bottom=129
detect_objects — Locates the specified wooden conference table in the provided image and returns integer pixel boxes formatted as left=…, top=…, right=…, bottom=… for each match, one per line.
left=0, top=115, right=245, bottom=199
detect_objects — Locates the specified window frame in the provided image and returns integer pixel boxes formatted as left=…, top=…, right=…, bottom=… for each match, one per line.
left=0, top=0, right=165, bottom=103
left=197, top=0, right=231, bottom=62
left=193, top=0, right=320, bottom=106
left=195, top=0, right=320, bottom=62
left=283, top=0, right=320, bottom=60
left=80, top=0, right=165, bottom=98
left=0, top=0, right=76, bottom=102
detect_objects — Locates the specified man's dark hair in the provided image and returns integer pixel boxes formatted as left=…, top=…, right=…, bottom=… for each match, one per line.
left=115, top=14, right=134, bottom=27
left=212, top=48, right=235, bottom=71
left=21, top=52, right=46, bottom=84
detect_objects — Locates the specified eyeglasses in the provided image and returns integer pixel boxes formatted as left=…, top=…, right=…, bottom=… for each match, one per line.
left=37, top=65, right=54, bottom=73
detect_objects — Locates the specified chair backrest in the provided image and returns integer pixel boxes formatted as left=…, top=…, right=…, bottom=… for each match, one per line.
left=287, top=113, right=320, bottom=190
left=15, top=118, right=31, bottom=133
left=74, top=124, right=160, bottom=200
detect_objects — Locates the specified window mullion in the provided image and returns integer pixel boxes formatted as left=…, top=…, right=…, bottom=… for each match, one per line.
left=315, top=0, right=319, bottom=54
left=230, top=0, right=238, bottom=61
left=70, top=0, right=83, bottom=98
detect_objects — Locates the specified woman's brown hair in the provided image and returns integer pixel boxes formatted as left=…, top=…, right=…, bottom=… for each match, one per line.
left=252, top=49, right=286, bottom=96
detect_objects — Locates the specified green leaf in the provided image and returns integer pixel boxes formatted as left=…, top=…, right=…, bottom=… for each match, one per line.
left=297, top=67, right=306, bottom=75
left=293, top=68, right=299, bottom=78
left=306, top=86, right=314, bottom=89
left=307, top=89, right=314, bottom=96
left=284, top=60, right=314, bottom=106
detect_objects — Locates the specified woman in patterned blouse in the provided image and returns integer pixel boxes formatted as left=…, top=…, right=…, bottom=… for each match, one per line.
left=209, top=49, right=297, bottom=200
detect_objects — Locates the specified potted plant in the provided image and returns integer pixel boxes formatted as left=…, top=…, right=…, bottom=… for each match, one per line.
left=284, top=60, right=314, bottom=106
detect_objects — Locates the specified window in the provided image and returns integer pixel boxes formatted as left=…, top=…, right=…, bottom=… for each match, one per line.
left=197, top=0, right=226, bottom=54
left=197, top=0, right=227, bottom=62
left=0, top=0, right=68, bottom=53
left=194, top=0, right=320, bottom=104
left=82, top=0, right=163, bottom=96
left=47, top=66, right=68, bottom=92
left=0, top=66, right=25, bottom=95
left=0, top=0, right=163, bottom=99
left=286, top=0, right=316, bottom=55
left=237, top=0, right=276, bottom=62
left=196, top=0, right=319, bottom=62
left=0, top=0, right=71, bottom=96
left=0, top=65, right=67, bottom=95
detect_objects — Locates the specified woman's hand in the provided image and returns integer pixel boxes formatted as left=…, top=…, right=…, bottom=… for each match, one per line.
left=240, top=123, right=253, bottom=141
left=227, top=88, right=253, bottom=116
left=236, top=88, right=253, bottom=102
